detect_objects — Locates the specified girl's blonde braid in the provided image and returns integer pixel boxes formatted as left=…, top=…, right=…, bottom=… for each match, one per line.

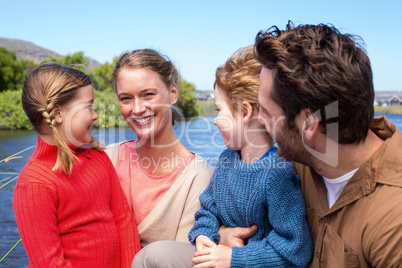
left=42, top=100, right=76, bottom=174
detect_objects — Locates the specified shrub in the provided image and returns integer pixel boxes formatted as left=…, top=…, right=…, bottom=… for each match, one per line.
left=93, top=90, right=126, bottom=128
left=0, top=89, right=31, bottom=130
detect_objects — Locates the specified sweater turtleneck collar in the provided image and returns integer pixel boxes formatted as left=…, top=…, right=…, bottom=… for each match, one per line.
left=30, top=137, right=84, bottom=164
left=231, top=145, right=279, bottom=172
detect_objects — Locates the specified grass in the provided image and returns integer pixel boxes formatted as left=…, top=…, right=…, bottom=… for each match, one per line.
left=374, top=105, right=402, bottom=114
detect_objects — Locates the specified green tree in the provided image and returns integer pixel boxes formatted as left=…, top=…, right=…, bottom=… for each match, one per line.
left=0, top=89, right=31, bottom=129
left=91, top=57, right=119, bottom=92
left=0, top=47, right=30, bottom=92
left=43, top=51, right=89, bottom=72
left=176, top=76, right=199, bottom=118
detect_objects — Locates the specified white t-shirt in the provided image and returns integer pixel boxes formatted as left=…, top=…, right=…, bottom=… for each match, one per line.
left=323, top=168, right=359, bottom=209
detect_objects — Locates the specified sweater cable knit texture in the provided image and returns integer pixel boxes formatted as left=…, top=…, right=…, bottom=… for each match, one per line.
left=188, top=148, right=313, bottom=267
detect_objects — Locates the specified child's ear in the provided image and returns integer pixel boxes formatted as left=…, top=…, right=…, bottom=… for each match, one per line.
left=303, top=109, right=320, bottom=141
left=170, top=84, right=179, bottom=105
left=241, top=101, right=253, bottom=124
left=54, top=105, right=63, bottom=124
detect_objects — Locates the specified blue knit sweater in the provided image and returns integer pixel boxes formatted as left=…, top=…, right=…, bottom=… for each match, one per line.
left=188, top=148, right=313, bottom=267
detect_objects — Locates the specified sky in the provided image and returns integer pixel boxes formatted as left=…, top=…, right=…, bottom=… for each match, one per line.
left=1, top=0, right=401, bottom=91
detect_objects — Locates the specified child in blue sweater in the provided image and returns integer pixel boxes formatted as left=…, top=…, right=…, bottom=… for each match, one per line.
left=132, top=46, right=313, bottom=267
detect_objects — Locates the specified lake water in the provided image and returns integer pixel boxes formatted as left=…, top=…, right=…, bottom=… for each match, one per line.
left=0, top=116, right=224, bottom=267
left=0, top=114, right=401, bottom=267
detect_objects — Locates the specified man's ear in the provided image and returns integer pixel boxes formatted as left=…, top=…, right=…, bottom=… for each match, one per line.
left=54, top=105, right=63, bottom=124
left=170, top=84, right=179, bottom=105
left=303, top=109, right=320, bottom=141
left=241, top=101, right=253, bottom=124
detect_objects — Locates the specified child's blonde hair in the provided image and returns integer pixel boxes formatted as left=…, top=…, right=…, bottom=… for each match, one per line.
left=214, top=45, right=263, bottom=116
left=22, top=64, right=103, bottom=174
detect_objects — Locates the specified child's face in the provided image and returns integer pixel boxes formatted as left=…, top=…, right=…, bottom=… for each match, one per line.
left=213, top=86, right=244, bottom=150
left=57, top=85, right=98, bottom=147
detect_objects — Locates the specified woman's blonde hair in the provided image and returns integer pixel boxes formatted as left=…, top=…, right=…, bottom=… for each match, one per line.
left=214, top=45, right=263, bottom=116
left=113, top=49, right=179, bottom=124
left=22, top=64, right=103, bottom=174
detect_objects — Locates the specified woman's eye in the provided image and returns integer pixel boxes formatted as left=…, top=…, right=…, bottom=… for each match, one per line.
left=119, top=96, right=131, bottom=101
left=144, top=92, right=155, bottom=97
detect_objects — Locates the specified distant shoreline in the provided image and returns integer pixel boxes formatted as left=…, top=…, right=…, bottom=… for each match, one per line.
left=374, top=106, right=402, bottom=114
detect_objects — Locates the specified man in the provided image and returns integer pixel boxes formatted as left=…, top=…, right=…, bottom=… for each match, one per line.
left=255, top=22, right=402, bottom=267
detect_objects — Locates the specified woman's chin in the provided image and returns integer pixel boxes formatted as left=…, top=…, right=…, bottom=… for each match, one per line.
left=135, top=130, right=154, bottom=140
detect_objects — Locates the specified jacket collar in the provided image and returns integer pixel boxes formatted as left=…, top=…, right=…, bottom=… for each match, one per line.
left=313, top=116, right=402, bottom=215
left=369, top=116, right=402, bottom=187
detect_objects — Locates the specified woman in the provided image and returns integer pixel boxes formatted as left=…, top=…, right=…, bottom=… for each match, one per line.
left=106, top=49, right=213, bottom=247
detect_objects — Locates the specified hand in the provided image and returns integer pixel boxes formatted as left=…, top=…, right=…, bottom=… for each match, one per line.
left=192, top=245, right=232, bottom=268
left=218, top=224, right=258, bottom=248
left=196, top=235, right=217, bottom=251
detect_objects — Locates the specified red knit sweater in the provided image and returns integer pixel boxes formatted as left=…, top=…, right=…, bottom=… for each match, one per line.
left=13, top=137, right=141, bottom=267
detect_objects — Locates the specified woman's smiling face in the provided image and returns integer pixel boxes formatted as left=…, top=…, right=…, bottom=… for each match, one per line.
left=115, top=68, right=178, bottom=140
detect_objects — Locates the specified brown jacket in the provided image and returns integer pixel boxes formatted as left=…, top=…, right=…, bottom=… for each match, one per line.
left=293, top=116, right=402, bottom=267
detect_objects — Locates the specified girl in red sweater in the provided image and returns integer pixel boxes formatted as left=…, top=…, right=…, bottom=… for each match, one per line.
left=13, top=64, right=141, bottom=267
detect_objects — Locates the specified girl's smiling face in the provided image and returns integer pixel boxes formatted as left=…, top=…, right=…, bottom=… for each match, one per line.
left=56, top=84, right=98, bottom=147
left=115, top=68, right=178, bottom=140
left=213, top=85, right=244, bottom=150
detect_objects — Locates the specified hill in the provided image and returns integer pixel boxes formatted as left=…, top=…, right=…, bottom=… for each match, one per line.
left=0, top=37, right=101, bottom=70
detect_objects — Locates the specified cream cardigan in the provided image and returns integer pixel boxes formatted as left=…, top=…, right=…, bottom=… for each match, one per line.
left=106, top=141, right=213, bottom=247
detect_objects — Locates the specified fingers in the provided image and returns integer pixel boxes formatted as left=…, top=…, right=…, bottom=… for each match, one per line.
left=193, top=261, right=214, bottom=268
left=227, top=238, right=245, bottom=247
left=196, top=242, right=203, bottom=251
left=193, top=248, right=213, bottom=266
left=249, top=224, right=259, bottom=235
left=196, top=235, right=217, bottom=251
left=196, top=241, right=216, bottom=251
left=194, top=247, right=212, bottom=257
left=193, top=255, right=212, bottom=265
left=204, top=239, right=217, bottom=248
left=193, top=246, right=232, bottom=268
left=238, top=224, right=259, bottom=239
left=196, top=235, right=208, bottom=251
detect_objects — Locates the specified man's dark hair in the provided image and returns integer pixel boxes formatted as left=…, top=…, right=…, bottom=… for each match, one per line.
left=255, top=22, right=374, bottom=144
